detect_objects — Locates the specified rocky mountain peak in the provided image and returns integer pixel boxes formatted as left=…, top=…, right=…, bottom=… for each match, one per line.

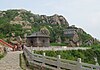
left=49, top=14, right=69, bottom=26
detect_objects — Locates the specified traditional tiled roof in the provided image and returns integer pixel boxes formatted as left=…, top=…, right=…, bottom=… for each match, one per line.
left=27, top=32, right=49, bottom=38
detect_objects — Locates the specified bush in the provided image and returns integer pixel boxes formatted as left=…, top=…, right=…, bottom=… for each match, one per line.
left=50, top=43, right=67, bottom=46
left=0, top=54, right=4, bottom=60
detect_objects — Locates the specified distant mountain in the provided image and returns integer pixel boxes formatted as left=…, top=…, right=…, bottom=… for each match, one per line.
left=0, top=9, right=99, bottom=46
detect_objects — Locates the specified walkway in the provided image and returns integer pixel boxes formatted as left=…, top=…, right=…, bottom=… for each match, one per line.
left=0, top=51, right=22, bottom=70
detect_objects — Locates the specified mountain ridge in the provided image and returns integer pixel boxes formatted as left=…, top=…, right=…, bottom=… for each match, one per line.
left=0, top=9, right=99, bottom=46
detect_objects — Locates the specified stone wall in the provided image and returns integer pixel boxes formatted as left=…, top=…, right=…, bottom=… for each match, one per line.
left=26, top=37, right=50, bottom=47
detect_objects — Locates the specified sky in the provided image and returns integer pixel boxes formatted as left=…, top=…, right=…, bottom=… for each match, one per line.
left=0, top=0, right=100, bottom=40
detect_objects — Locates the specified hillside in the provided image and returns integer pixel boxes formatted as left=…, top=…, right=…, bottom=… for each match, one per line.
left=0, top=9, right=99, bottom=46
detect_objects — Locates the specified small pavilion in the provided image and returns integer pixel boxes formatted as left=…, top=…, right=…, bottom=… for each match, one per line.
left=26, top=32, right=50, bottom=47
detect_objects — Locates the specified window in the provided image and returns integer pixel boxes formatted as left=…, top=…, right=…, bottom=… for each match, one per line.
left=43, top=39, right=45, bottom=43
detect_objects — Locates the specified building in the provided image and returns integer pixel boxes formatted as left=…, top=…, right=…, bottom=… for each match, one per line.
left=26, top=32, right=50, bottom=47
left=64, top=29, right=77, bottom=37
left=63, top=27, right=81, bottom=47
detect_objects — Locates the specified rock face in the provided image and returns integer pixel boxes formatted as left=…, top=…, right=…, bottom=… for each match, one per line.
left=35, top=14, right=69, bottom=26
left=63, top=25, right=99, bottom=47
left=8, top=10, right=69, bottom=30
left=0, top=11, right=6, bottom=17
left=48, top=14, right=69, bottom=26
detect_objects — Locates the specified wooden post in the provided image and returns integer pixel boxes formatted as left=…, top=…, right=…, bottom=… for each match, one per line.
left=41, top=52, right=46, bottom=70
left=32, top=50, right=34, bottom=54
left=42, top=52, right=45, bottom=66
left=31, top=46, right=33, bottom=52
left=43, top=52, right=46, bottom=56
left=94, top=57, right=99, bottom=70
left=57, top=55, right=61, bottom=70
left=76, top=58, right=82, bottom=70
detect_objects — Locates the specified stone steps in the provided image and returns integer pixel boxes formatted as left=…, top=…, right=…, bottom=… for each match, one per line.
left=0, top=51, right=22, bottom=70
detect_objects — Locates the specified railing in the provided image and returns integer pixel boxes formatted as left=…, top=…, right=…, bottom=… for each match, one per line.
left=31, top=46, right=90, bottom=51
left=23, top=46, right=100, bottom=70
left=0, top=39, right=13, bottom=49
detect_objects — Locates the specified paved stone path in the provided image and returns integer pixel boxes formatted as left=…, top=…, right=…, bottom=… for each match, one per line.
left=0, top=51, right=22, bottom=70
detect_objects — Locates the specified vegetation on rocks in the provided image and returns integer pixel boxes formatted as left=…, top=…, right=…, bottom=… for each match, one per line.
left=0, top=9, right=99, bottom=46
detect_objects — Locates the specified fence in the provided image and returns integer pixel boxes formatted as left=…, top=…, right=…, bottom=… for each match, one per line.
left=31, top=46, right=90, bottom=51
left=23, top=46, right=100, bottom=70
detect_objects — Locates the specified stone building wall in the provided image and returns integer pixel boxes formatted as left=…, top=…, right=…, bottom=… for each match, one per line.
left=26, top=37, right=49, bottom=47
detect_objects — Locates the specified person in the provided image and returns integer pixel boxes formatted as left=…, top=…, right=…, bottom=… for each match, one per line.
left=21, top=44, right=24, bottom=50
left=14, top=45, right=17, bottom=51
left=17, top=43, right=22, bottom=51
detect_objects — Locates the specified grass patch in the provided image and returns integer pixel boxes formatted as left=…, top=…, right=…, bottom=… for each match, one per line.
left=0, top=52, right=7, bottom=60
left=0, top=54, right=4, bottom=60
left=50, top=43, right=67, bottom=46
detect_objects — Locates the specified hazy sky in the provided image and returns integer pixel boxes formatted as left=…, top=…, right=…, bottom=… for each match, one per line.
left=0, top=0, right=100, bottom=39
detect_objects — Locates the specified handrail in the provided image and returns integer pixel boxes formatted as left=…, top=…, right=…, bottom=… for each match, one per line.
left=23, top=46, right=100, bottom=70
left=0, top=39, right=13, bottom=48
